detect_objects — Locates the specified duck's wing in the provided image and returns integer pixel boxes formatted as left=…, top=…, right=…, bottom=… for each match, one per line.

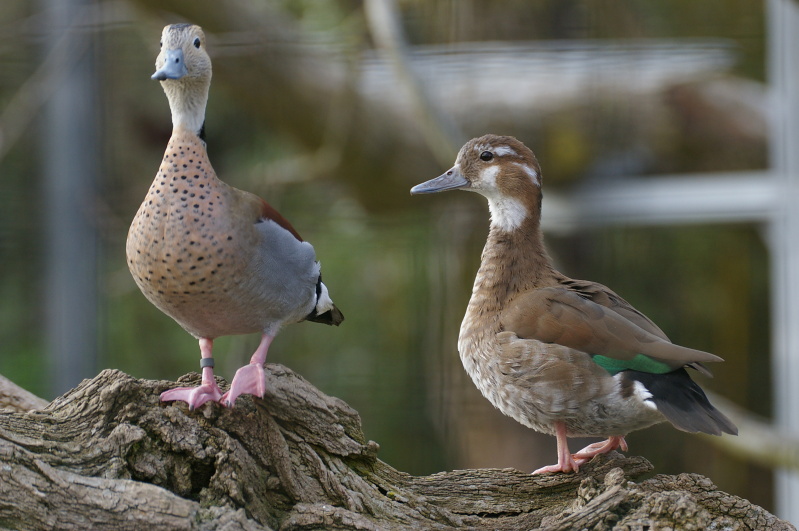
left=500, top=286, right=722, bottom=375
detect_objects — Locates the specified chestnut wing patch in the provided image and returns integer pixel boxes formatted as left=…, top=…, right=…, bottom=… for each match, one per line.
left=256, top=197, right=303, bottom=241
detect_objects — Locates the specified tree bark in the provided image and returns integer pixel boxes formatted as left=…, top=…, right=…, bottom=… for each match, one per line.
left=0, top=367, right=791, bottom=530
left=0, top=374, right=48, bottom=413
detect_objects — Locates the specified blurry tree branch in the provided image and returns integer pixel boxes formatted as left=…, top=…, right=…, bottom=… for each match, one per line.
left=363, top=0, right=464, bottom=165
left=0, top=5, right=91, bottom=161
left=0, top=1, right=133, bottom=161
left=704, top=391, right=799, bottom=473
left=0, top=374, right=48, bottom=413
left=0, top=367, right=790, bottom=530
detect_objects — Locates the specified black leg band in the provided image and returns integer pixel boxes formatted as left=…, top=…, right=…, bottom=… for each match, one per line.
left=200, top=357, right=215, bottom=369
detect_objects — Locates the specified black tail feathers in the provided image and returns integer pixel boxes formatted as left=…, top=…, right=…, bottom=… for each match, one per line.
left=304, top=274, right=344, bottom=326
left=307, top=305, right=344, bottom=326
left=627, top=368, right=738, bottom=436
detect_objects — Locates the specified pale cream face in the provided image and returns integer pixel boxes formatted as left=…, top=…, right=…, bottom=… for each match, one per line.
left=411, top=134, right=543, bottom=231
left=153, top=24, right=213, bottom=134
left=454, top=135, right=542, bottom=232
left=456, top=137, right=541, bottom=193
left=155, top=24, right=211, bottom=82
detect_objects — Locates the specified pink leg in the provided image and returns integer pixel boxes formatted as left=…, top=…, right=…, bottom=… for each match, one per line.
left=220, top=333, right=274, bottom=408
left=533, top=422, right=582, bottom=474
left=161, top=338, right=223, bottom=410
left=572, top=436, right=628, bottom=460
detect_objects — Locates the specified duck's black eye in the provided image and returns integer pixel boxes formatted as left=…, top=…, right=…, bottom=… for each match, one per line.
left=480, top=151, right=493, bottom=161
left=193, top=37, right=201, bottom=48
left=159, top=41, right=163, bottom=48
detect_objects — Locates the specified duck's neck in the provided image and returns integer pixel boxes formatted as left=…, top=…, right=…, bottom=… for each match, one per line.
left=468, top=214, right=555, bottom=318
left=162, top=80, right=209, bottom=137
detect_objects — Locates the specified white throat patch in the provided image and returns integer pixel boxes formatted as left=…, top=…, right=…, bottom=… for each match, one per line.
left=476, top=165, right=528, bottom=232
left=487, top=196, right=528, bottom=232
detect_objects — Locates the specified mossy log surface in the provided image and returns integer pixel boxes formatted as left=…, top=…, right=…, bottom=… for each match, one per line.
left=0, top=367, right=791, bottom=530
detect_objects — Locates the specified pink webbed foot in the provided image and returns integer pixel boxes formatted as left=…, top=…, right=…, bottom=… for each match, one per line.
left=532, top=421, right=587, bottom=474
left=532, top=454, right=584, bottom=474
left=161, top=337, right=223, bottom=410
left=220, top=362, right=267, bottom=408
left=572, top=436, right=628, bottom=461
left=160, top=381, right=223, bottom=410
left=221, top=333, right=274, bottom=408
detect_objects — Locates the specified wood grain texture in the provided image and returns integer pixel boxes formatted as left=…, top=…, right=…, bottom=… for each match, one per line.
left=0, top=368, right=790, bottom=530
left=0, top=374, right=48, bottom=413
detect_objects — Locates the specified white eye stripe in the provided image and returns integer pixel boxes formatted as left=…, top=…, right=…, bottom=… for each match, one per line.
left=473, top=144, right=519, bottom=158
left=514, top=162, right=540, bottom=187
left=493, top=146, right=518, bottom=157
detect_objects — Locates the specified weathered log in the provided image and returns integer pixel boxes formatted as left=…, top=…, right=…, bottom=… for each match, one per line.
left=0, top=374, right=48, bottom=413
left=0, top=367, right=791, bottom=530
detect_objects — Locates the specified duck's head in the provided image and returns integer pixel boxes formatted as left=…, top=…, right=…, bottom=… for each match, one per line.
left=411, top=135, right=543, bottom=232
left=153, top=24, right=211, bottom=136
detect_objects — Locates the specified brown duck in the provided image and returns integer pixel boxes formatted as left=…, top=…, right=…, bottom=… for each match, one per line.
left=127, top=24, right=343, bottom=410
left=411, top=134, right=736, bottom=473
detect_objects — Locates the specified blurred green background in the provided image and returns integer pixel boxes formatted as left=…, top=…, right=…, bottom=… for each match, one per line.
left=0, top=0, right=780, bottom=516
